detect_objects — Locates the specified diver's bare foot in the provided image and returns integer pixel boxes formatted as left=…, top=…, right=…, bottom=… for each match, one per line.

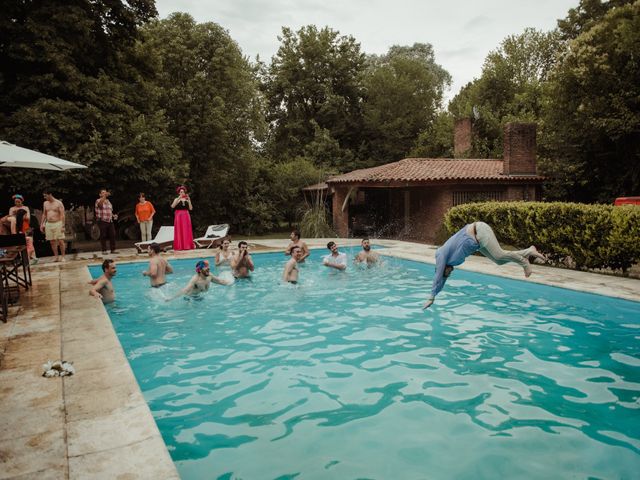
left=529, top=246, right=547, bottom=263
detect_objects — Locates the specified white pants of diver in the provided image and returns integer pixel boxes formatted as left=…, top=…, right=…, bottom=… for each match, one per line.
left=475, top=222, right=532, bottom=268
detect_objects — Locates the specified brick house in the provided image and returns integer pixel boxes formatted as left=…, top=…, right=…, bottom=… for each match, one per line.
left=305, top=122, right=545, bottom=242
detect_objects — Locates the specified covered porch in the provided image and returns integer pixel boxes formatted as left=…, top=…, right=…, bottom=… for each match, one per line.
left=330, top=182, right=540, bottom=242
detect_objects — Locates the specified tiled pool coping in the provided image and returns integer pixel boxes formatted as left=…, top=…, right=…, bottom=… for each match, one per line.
left=1, top=239, right=639, bottom=478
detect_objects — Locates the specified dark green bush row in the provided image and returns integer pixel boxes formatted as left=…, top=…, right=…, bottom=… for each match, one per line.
left=444, top=202, right=640, bottom=273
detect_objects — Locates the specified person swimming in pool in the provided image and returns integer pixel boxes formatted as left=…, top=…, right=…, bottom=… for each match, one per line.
left=231, top=241, right=254, bottom=278
left=168, top=260, right=230, bottom=300
left=354, top=238, right=380, bottom=266
left=283, top=245, right=303, bottom=284
left=423, top=222, right=547, bottom=309
left=323, top=241, right=347, bottom=271
left=142, top=242, right=173, bottom=287
left=89, top=259, right=117, bottom=304
left=284, top=230, right=310, bottom=262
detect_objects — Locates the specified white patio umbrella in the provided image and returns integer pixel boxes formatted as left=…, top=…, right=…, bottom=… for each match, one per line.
left=0, top=140, right=87, bottom=171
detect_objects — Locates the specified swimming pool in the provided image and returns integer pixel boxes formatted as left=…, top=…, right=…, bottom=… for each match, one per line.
left=92, top=248, right=640, bottom=479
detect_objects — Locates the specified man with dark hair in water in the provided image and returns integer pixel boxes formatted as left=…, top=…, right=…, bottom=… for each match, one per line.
left=323, top=241, right=347, bottom=271
left=283, top=246, right=303, bottom=283
left=143, top=242, right=173, bottom=287
left=89, top=259, right=117, bottom=303
left=231, top=241, right=254, bottom=278
left=355, top=238, right=380, bottom=266
left=285, top=230, right=309, bottom=262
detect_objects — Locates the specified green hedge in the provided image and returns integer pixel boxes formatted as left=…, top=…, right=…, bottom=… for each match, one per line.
left=444, top=202, right=640, bottom=273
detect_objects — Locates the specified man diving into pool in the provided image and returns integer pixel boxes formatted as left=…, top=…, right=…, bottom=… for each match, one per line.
left=168, top=260, right=231, bottom=300
left=423, top=222, right=546, bottom=309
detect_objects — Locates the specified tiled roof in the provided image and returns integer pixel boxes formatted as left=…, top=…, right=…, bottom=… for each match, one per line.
left=326, top=158, right=545, bottom=184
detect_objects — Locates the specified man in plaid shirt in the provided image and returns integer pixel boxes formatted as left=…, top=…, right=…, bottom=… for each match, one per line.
left=95, top=188, right=118, bottom=255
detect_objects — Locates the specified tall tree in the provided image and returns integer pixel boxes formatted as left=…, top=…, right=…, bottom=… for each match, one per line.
left=262, top=25, right=366, bottom=170
left=142, top=13, right=266, bottom=230
left=362, top=43, right=451, bottom=164
left=541, top=0, right=640, bottom=202
left=0, top=0, right=184, bottom=207
left=557, top=0, right=634, bottom=40
left=448, top=28, right=562, bottom=158
left=410, top=111, right=454, bottom=158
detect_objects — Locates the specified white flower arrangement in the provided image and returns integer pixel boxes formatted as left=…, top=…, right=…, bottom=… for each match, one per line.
left=42, top=360, right=75, bottom=377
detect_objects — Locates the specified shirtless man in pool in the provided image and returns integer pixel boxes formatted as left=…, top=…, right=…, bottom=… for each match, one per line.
left=89, top=259, right=117, bottom=304
left=169, top=260, right=230, bottom=300
left=283, top=246, right=303, bottom=284
left=284, top=230, right=310, bottom=262
left=354, top=238, right=380, bottom=266
left=231, top=241, right=254, bottom=278
left=142, top=242, right=173, bottom=287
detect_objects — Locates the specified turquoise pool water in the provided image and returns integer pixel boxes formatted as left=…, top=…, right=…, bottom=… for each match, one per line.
left=92, top=249, right=640, bottom=479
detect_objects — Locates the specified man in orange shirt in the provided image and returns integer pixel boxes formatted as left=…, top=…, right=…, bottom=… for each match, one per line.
left=135, top=193, right=156, bottom=242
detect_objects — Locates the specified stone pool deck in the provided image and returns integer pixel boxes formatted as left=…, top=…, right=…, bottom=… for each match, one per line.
left=1, top=239, right=639, bottom=479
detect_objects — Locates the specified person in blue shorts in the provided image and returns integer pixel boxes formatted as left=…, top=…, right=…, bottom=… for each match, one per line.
left=423, top=222, right=546, bottom=309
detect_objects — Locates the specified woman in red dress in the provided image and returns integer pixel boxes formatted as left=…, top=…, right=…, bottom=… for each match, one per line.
left=171, top=186, right=194, bottom=250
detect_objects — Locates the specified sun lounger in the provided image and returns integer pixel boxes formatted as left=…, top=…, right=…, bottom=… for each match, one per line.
left=134, top=226, right=174, bottom=253
left=194, top=224, right=229, bottom=249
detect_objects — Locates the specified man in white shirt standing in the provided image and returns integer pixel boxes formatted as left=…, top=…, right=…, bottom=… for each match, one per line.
left=323, top=241, right=347, bottom=271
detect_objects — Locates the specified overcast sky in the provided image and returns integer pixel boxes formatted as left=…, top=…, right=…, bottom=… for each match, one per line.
left=155, top=0, right=579, bottom=103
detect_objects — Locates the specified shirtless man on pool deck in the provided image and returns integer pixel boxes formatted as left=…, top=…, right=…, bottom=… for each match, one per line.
left=41, top=191, right=66, bottom=262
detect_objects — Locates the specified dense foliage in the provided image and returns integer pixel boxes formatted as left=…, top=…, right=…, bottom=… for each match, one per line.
left=1, top=0, right=637, bottom=236
left=362, top=44, right=451, bottom=164
left=141, top=13, right=266, bottom=231
left=0, top=0, right=184, bottom=208
left=541, top=0, right=640, bottom=202
left=449, top=0, right=639, bottom=202
left=448, top=28, right=563, bottom=158
left=445, top=202, right=640, bottom=273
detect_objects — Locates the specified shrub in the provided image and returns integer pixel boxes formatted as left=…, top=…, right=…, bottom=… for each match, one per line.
left=299, top=202, right=336, bottom=238
left=444, top=202, right=640, bottom=273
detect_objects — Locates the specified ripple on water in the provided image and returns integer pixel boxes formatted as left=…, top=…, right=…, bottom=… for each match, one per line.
left=93, top=250, right=640, bottom=480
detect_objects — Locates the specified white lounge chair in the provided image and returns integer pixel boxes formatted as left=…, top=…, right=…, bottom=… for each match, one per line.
left=194, top=224, right=229, bottom=249
left=134, top=226, right=174, bottom=253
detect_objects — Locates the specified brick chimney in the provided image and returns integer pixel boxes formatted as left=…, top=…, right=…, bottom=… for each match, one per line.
left=503, top=122, right=537, bottom=175
left=453, top=118, right=472, bottom=158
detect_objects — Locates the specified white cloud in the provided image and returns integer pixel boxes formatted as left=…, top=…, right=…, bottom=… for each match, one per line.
left=155, top=0, right=578, bottom=103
